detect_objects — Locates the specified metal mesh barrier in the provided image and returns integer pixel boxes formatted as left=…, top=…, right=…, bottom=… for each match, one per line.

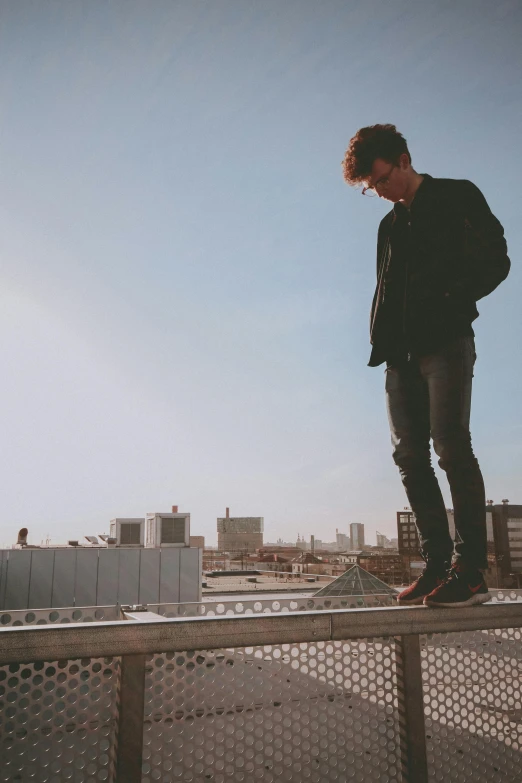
left=0, top=656, right=120, bottom=782
left=491, top=590, right=522, bottom=603
left=0, top=606, right=120, bottom=627
left=150, top=590, right=522, bottom=620
left=142, top=639, right=401, bottom=783
left=421, top=628, right=522, bottom=782
left=151, top=594, right=396, bottom=618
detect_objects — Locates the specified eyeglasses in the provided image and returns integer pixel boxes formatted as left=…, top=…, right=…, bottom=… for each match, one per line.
left=361, top=164, right=398, bottom=197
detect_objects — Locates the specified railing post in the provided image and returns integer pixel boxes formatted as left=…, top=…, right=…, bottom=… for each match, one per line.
left=395, top=634, right=429, bottom=783
left=116, top=653, right=146, bottom=783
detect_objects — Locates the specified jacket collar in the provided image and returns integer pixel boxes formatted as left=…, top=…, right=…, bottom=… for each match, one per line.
left=392, top=173, right=432, bottom=221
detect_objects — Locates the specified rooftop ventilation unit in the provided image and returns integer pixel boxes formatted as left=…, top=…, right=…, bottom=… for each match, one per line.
left=145, top=512, right=190, bottom=548
left=109, top=518, right=145, bottom=547
left=17, top=528, right=28, bottom=546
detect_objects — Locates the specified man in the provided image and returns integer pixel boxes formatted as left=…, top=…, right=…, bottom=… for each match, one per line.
left=342, top=124, right=510, bottom=607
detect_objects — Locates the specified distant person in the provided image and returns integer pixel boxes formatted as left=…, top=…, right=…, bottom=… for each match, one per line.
left=342, top=125, right=510, bottom=607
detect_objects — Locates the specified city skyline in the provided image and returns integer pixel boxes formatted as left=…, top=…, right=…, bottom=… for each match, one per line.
left=2, top=498, right=517, bottom=551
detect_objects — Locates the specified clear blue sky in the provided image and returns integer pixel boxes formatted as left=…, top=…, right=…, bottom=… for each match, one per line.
left=1, top=1, right=520, bottom=547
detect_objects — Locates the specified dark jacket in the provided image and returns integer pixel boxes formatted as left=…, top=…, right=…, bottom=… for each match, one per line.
left=368, top=174, right=511, bottom=367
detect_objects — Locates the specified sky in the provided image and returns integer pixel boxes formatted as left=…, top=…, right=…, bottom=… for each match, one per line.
left=1, top=0, right=521, bottom=548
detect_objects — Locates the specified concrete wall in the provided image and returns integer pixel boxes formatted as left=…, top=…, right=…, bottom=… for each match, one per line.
left=0, top=547, right=202, bottom=610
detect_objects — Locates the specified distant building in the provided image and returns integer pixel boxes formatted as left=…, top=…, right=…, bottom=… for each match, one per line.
left=357, top=550, right=406, bottom=586
left=258, top=546, right=303, bottom=559
left=350, top=523, right=365, bottom=551
left=397, top=511, right=420, bottom=556
left=217, top=508, right=263, bottom=554
left=257, top=554, right=291, bottom=572
left=397, top=508, right=486, bottom=557
left=202, top=550, right=230, bottom=572
left=376, top=531, right=397, bottom=549
left=316, top=541, right=339, bottom=552
left=376, top=532, right=387, bottom=548
left=292, top=552, right=324, bottom=574
left=397, top=510, right=454, bottom=556
left=229, top=556, right=259, bottom=571
left=336, top=531, right=350, bottom=551
left=296, top=534, right=307, bottom=551
left=485, top=502, right=522, bottom=586
left=336, top=553, right=358, bottom=566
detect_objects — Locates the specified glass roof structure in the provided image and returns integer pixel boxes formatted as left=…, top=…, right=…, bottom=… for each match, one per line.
left=314, top=565, right=397, bottom=597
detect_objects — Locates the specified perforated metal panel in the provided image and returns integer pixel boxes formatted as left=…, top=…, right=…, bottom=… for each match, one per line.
left=0, top=606, right=120, bottom=627
left=491, top=590, right=522, bottom=603
left=421, top=628, right=522, bottom=782
left=0, top=656, right=120, bottom=782
left=152, top=594, right=396, bottom=619
left=142, top=638, right=401, bottom=782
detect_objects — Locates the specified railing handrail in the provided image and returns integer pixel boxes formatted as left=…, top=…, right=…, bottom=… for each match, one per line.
left=2, top=602, right=522, bottom=664
left=3, top=588, right=522, bottom=625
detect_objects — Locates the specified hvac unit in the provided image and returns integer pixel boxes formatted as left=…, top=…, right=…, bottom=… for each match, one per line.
left=109, top=518, right=145, bottom=547
left=145, top=513, right=190, bottom=548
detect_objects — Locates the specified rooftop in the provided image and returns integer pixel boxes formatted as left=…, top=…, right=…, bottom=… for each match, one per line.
left=202, top=570, right=333, bottom=594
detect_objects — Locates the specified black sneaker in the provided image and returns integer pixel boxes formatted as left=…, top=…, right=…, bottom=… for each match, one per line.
left=397, top=563, right=448, bottom=605
left=423, top=563, right=491, bottom=608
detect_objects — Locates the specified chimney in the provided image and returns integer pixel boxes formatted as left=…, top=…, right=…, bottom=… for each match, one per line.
left=502, top=499, right=510, bottom=505
left=172, top=505, right=178, bottom=513
left=226, top=507, right=230, bottom=519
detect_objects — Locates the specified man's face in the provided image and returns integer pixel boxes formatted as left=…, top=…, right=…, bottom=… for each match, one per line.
left=366, top=156, right=409, bottom=202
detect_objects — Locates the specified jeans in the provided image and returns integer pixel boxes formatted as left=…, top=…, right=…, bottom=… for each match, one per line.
left=385, top=335, right=487, bottom=570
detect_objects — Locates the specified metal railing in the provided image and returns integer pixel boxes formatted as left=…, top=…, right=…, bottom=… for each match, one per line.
left=2, top=589, right=521, bottom=627
left=2, top=602, right=522, bottom=782
left=0, top=604, right=120, bottom=627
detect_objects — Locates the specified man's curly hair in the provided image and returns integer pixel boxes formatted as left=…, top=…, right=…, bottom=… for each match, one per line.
left=342, top=124, right=411, bottom=186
